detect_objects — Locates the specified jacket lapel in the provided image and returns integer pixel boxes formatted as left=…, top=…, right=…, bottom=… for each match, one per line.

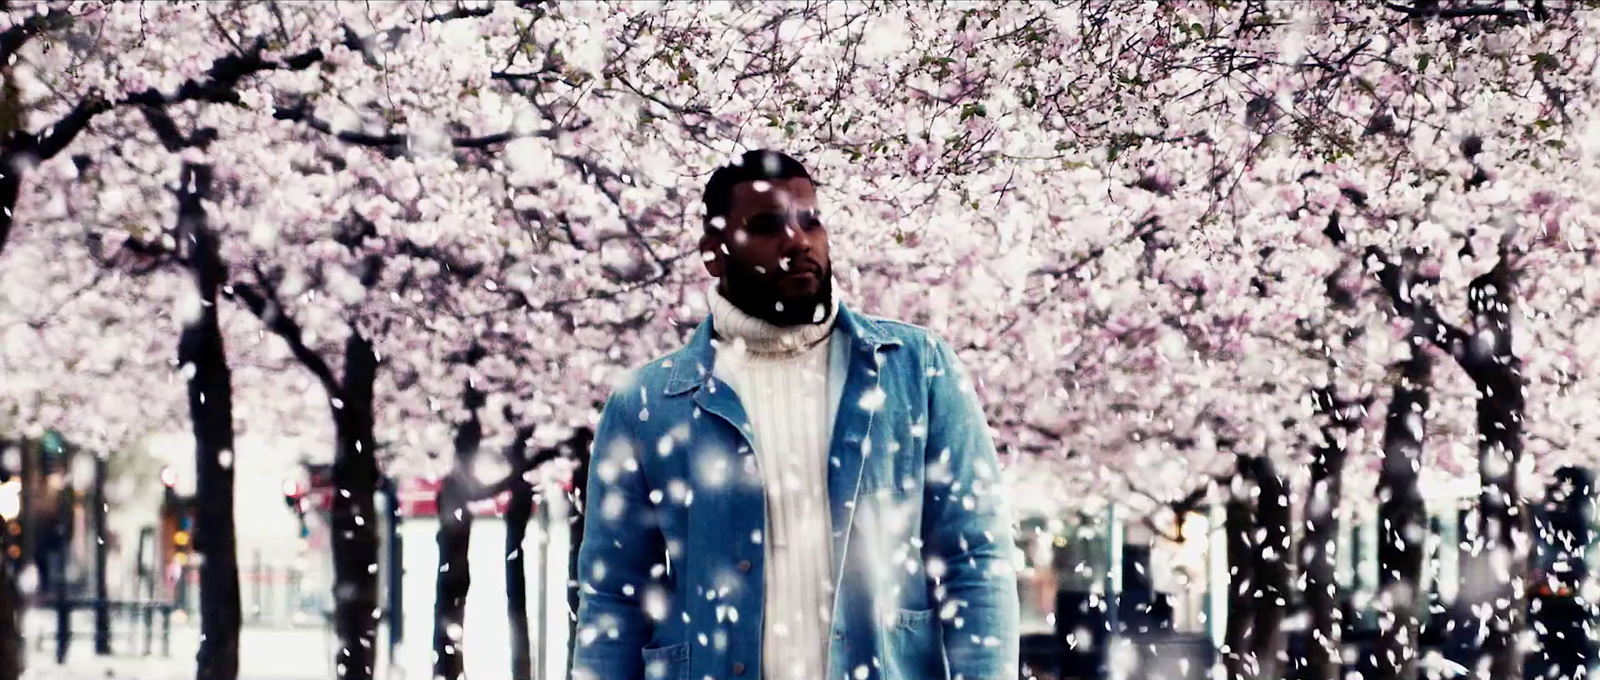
left=666, top=320, right=757, bottom=453
left=691, top=376, right=754, bottom=452
left=824, top=308, right=901, bottom=583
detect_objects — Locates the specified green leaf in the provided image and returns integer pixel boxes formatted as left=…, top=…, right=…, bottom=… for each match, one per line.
left=1417, top=53, right=1431, bottom=72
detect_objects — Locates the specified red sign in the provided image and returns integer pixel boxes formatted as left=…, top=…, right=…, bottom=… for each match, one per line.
left=397, top=477, right=514, bottom=518
left=304, top=487, right=335, bottom=513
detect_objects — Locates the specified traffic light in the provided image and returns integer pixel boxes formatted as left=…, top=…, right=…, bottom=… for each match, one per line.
left=283, top=481, right=303, bottom=511
left=4, top=519, right=20, bottom=562
left=41, top=430, right=63, bottom=463
left=283, top=481, right=310, bottom=539
left=174, top=515, right=193, bottom=556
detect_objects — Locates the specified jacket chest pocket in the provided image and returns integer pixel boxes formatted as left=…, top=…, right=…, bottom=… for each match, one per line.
left=852, top=483, right=924, bottom=586
left=863, top=418, right=926, bottom=496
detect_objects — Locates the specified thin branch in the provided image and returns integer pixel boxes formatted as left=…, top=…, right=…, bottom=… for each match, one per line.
left=541, top=263, right=682, bottom=313
left=25, top=268, right=109, bottom=329
left=1029, top=216, right=1163, bottom=279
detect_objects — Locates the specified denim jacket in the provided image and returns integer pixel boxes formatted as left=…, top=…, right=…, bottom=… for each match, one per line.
left=572, top=304, right=1020, bottom=680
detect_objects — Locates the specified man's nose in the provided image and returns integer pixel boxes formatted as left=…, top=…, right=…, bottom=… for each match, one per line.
left=780, top=214, right=812, bottom=251
left=781, top=224, right=813, bottom=256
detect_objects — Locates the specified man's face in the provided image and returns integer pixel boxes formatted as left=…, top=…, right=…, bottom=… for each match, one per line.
left=701, top=177, right=833, bottom=326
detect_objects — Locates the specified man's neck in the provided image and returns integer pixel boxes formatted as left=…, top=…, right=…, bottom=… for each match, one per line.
left=707, top=283, right=837, bottom=356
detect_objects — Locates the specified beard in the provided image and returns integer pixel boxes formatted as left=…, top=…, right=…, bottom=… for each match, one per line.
left=719, top=260, right=834, bottom=327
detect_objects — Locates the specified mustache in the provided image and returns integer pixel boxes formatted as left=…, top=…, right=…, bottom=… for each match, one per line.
left=785, top=258, right=825, bottom=274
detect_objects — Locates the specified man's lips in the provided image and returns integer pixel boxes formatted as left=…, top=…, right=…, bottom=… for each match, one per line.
left=782, top=260, right=823, bottom=278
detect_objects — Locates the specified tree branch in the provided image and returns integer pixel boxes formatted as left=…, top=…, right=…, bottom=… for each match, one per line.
left=1363, top=246, right=1472, bottom=362
left=1383, top=2, right=1533, bottom=21
left=225, top=278, right=340, bottom=395
left=396, top=239, right=485, bottom=281
left=476, top=426, right=590, bottom=501
left=119, top=37, right=336, bottom=108
left=271, top=102, right=518, bottom=150
left=0, top=7, right=75, bottom=66
left=423, top=4, right=499, bottom=23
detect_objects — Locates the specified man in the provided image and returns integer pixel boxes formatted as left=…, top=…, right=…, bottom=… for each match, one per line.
left=572, top=150, right=1019, bottom=680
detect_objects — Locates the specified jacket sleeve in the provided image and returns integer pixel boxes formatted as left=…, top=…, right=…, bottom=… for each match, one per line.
left=571, top=387, right=663, bottom=680
left=922, top=336, right=1021, bottom=680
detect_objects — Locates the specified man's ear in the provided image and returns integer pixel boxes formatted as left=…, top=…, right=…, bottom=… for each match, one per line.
left=699, top=233, right=725, bottom=277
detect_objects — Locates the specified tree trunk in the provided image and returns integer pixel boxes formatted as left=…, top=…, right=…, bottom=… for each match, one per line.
left=91, top=454, right=108, bottom=655
left=1375, top=335, right=1430, bottom=680
left=565, top=446, right=590, bottom=680
left=176, top=163, right=241, bottom=680
left=0, top=150, right=19, bottom=255
left=433, top=380, right=485, bottom=680
left=1301, top=386, right=1357, bottom=680
left=1471, top=261, right=1526, bottom=680
left=0, top=551, right=21, bottom=680
left=506, top=474, right=535, bottom=680
left=1224, top=466, right=1258, bottom=680
left=329, top=332, right=381, bottom=680
left=1367, top=246, right=1529, bottom=679
left=1248, top=457, right=1290, bottom=680
left=433, top=476, right=473, bottom=680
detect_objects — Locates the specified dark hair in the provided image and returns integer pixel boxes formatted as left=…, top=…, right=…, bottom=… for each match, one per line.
left=701, top=149, right=814, bottom=234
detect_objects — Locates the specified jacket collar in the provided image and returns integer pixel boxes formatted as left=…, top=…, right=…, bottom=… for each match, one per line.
left=663, top=302, right=900, bottom=396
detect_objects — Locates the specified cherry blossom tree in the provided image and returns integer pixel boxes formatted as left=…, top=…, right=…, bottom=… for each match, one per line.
left=5, top=5, right=1600, bottom=680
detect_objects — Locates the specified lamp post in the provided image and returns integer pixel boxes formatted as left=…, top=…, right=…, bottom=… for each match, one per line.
left=88, top=453, right=109, bottom=655
left=53, top=467, right=72, bottom=664
left=379, top=477, right=403, bottom=667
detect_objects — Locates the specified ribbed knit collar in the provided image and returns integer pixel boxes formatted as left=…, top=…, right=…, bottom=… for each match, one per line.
left=706, top=282, right=838, bottom=357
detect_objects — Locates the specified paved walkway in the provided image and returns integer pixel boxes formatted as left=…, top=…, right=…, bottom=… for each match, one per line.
left=20, top=610, right=381, bottom=680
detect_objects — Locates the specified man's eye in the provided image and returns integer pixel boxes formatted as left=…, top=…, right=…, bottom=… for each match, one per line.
left=745, top=215, right=783, bottom=234
left=800, top=212, right=823, bottom=230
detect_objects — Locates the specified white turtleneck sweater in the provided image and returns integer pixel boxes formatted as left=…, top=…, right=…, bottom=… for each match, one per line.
left=706, top=284, right=840, bottom=680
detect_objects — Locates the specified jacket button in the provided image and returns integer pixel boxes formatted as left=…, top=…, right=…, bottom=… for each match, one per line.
left=733, top=662, right=747, bottom=675
left=737, top=560, right=752, bottom=573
